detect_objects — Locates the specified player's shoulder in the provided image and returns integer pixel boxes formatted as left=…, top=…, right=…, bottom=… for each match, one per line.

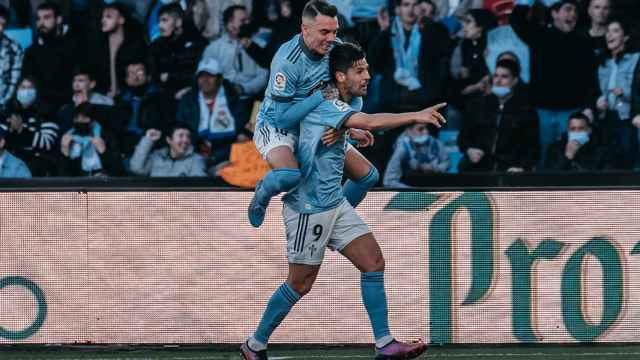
left=319, top=98, right=354, bottom=114
left=274, top=34, right=304, bottom=66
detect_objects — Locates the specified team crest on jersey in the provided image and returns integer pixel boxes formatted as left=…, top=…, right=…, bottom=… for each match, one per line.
left=274, top=72, right=287, bottom=91
left=332, top=99, right=349, bottom=112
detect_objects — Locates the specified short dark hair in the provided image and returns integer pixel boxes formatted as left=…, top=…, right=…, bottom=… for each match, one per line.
left=159, top=3, right=184, bottom=19
left=37, top=1, right=61, bottom=17
left=0, top=5, right=10, bottom=22
left=72, top=66, right=95, bottom=81
left=103, top=1, right=129, bottom=18
left=73, top=102, right=93, bottom=120
left=223, top=5, right=247, bottom=26
left=329, top=42, right=365, bottom=81
left=167, top=123, right=191, bottom=138
left=568, top=112, right=590, bottom=125
left=302, top=0, right=338, bottom=20
left=496, top=58, right=521, bottom=78
left=550, top=0, right=578, bottom=12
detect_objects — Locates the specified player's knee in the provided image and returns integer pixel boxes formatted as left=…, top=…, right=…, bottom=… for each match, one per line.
left=359, top=167, right=379, bottom=188
left=362, top=254, right=385, bottom=273
left=287, top=279, right=313, bottom=297
left=273, top=168, right=301, bottom=192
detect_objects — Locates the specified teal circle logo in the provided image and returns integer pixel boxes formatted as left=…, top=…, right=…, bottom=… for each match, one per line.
left=0, top=276, right=47, bottom=340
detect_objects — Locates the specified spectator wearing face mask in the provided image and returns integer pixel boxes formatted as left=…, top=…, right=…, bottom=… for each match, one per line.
left=2, top=77, right=59, bottom=176
left=383, top=123, right=449, bottom=188
left=129, top=123, right=206, bottom=177
left=59, top=102, right=125, bottom=176
left=458, top=58, right=539, bottom=172
left=546, top=112, right=611, bottom=171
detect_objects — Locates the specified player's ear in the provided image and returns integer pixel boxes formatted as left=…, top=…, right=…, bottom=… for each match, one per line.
left=335, top=71, right=346, bottom=83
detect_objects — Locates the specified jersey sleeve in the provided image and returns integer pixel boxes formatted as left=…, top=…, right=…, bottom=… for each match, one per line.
left=350, top=96, right=364, bottom=112
left=269, top=59, right=299, bottom=102
left=314, top=99, right=359, bottom=129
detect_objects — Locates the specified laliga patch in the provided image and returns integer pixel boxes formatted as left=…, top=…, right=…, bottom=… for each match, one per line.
left=274, top=72, right=287, bottom=91
left=332, top=99, right=349, bottom=112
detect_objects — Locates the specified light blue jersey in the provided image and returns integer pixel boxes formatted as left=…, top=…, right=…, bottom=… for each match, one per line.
left=256, top=34, right=332, bottom=134
left=283, top=96, right=362, bottom=214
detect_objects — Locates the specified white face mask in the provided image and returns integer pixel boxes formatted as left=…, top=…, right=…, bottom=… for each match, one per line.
left=412, top=134, right=430, bottom=144
left=17, top=88, right=37, bottom=107
left=568, top=131, right=590, bottom=145
left=491, top=86, right=511, bottom=98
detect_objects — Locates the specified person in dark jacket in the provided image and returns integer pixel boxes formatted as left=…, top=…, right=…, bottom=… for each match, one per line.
left=148, top=3, right=207, bottom=101
left=86, top=2, right=147, bottom=98
left=2, top=77, right=59, bottom=176
left=510, top=0, right=597, bottom=169
left=176, top=58, right=244, bottom=165
left=546, top=112, right=611, bottom=171
left=458, top=58, right=540, bottom=172
left=22, top=2, right=84, bottom=110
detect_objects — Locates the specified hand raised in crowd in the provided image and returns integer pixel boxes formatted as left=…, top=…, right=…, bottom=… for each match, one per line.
left=73, top=90, right=89, bottom=106
left=415, top=102, right=447, bottom=128
left=146, top=129, right=162, bottom=142
left=90, top=136, right=106, bottom=154
left=7, top=114, right=23, bottom=132
left=61, top=133, right=73, bottom=156
left=596, top=96, right=608, bottom=111
left=632, top=115, right=640, bottom=128
left=565, top=140, right=582, bottom=160
left=377, top=7, right=390, bottom=32
left=467, top=148, right=485, bottom=164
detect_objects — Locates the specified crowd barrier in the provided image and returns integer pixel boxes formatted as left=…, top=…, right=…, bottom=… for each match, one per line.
left=1, top=176, right=639, bottom=344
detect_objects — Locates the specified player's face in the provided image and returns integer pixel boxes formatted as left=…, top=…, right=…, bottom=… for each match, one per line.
left=125, top=63, right=148, bottom=87
left=102, top=8, right=124, bottom=33
left=301, top=14, right=338, bottom=55
left=37, top=9, right=58, bottom=35
left=168, top=129, right=191, bottom=155
left=159, top=14, right=180, bottom=37
left=73, top=74, right=94, bottom=93
left=344, top=59, right=371, bottom=97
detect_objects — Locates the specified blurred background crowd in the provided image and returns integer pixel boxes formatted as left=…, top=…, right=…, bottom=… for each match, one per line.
left=0, top=0, right=638, bottom=188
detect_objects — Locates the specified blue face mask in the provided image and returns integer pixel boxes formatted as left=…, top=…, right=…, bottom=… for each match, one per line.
left=568, top=131, right=590, bottom=145
left=412, top=134, right=430, bottom=144
left=17, top=88, right=37, bottom=107
left=491, top=86, right=511, bottom=98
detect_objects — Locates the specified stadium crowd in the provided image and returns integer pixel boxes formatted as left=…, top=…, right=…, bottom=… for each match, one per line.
left=0, top=0, right=638, bottom=186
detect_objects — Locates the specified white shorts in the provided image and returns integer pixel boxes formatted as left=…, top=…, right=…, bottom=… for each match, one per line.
left=254, top=122, right=298, bottom=159
left=282, top=200, right=371, bottom=266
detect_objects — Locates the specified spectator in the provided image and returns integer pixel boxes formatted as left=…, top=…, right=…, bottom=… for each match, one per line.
left=87, top=2, right=147, bottom=98
left=349, top=0, right=386, bottom=50
left=22, top=1, right=83, bottom=110
left=176, top=58, right=244, bottom=165
left=194, top=0, right=253, bottom=40
left=59, top=102, right=124, bottom=176
left=0, top=5, right=23, bottom=112
left=201, top=5, right=268, bottom=125
left=457, top=58, right=539, bottom=172
left=383, top=123, right=450, bottom=188
left=2, top=77, right=59, bottom=176
left=584, top=0, right=610, bottom=57
left=129, top=124, right=207, bottom=177
left=116, top=60, right=172, bottom=159
left=450, top=9, right=498, bottom=109
left=58, top=67, right=115, bottom=135
left=149, top=3, right=206, bottom=101
left=546, top=112, right=611, bottom=171
left=0, top=125, right=31, bottom=178
left=369, top=0, right=450, bottom=113
left=415, top=0, right=437, bottom=24
left=596, top=19, right=640, bottom=169
left=510, top=0, right=597, bottom=168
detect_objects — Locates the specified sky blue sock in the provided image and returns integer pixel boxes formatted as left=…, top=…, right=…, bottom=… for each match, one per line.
left=256, top=168, right=301, bottom=207
left=253, top=282, right=301, bottom=345
left=361, top=272, right=393, bottom=347
left=343, top=167, right=379, bottom=208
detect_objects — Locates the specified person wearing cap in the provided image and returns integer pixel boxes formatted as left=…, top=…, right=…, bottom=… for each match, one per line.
left=176, top=58, right=244, bottom=166
left=0, top=125, right=32, bottom=178
left=510, top=0, right=597, bottom=169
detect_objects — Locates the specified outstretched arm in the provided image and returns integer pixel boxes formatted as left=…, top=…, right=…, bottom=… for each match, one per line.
left=343, top=103, right=447, bottom=131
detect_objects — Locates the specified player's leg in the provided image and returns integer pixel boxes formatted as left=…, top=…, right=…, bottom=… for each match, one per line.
left=249, top=125, right=301, bottom=227
left=343, top=145, right=379, bottom=208
left=338, top=221, right=427, bottom=359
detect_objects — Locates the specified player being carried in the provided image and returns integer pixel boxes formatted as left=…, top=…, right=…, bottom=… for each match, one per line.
left=249, top=0, right=378, bottom=228
left=241, top=42, right=447, bottom=360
